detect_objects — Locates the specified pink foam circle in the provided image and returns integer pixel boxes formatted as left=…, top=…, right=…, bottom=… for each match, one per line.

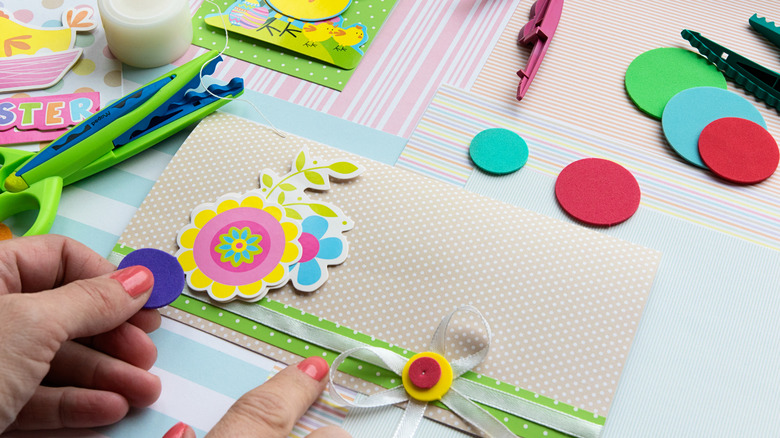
left=555, top=158, right=641, bottom=226
left=408, top=357, right=441, bottom=389
left=698, top=117, right=779, bottom=184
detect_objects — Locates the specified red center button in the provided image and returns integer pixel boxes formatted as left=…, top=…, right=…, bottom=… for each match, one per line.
left=407, top=356, right=442, bottom=389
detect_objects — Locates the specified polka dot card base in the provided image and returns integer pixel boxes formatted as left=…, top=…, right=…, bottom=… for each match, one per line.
left=120, top=113, right=662, bottom=419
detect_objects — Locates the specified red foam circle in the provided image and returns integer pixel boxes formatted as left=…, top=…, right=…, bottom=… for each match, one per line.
left=407, top=357, right=441, bottom=389
left=555, top=158, right=641, bottom=226
left=698, top=117, right=779, bottom=184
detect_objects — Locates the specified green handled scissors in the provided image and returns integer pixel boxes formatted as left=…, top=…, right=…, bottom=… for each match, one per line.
left=0, top=50, right=243, bottom=236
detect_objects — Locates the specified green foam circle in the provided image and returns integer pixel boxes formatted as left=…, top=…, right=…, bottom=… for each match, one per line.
left=625, top=47, right=727, bottom=119
left=469, top=128, right=529, bottom=175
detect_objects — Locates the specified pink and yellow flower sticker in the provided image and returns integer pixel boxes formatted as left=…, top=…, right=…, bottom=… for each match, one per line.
left=176, top=148, right=363, bottom=302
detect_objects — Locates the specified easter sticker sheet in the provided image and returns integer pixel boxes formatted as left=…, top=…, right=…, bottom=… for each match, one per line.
left=0, top=0, right=123, bottom=148
left=193, top=0, right=398, bottom=90
left=206, top=0, right=368, bottom=69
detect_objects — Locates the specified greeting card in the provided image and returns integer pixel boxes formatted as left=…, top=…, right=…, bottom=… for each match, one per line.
left=116, top=113, right=661, bottom=437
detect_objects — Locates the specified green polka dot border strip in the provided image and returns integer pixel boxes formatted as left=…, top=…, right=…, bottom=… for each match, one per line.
left=111, top=244, right=604, bottom=438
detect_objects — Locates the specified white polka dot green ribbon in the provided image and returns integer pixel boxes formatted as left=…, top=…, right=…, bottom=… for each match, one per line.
left=327, top=307, right=603, bottom=438
left=111, top=250, right=604, bottom=438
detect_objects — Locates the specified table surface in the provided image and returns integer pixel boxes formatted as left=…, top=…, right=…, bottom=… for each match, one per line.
left=14, top=0, right=780, bottom=436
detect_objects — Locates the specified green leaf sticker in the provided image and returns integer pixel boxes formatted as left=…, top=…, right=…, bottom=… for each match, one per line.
left=278, top=192, right=285, bottom=204
left=285, top=208, right=302, bottom=220
left=295, top=151, right=306, bottom=171
left=310, top=204, right=337, bottom=217
left=262, top=174, right=273, bottom=188
left=305, top=170, right=325, bottom=185
left=329, top=162, right=359, bottom=175
left=279, top=183, right=296, bottom=191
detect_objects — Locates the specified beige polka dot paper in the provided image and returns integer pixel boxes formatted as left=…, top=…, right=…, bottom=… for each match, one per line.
left=121, top=113, right=662, bottom=417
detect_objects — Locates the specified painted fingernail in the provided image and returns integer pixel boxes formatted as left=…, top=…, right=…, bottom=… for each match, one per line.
left=110, top=265, right=154, bottom=298
left=297, top=356, right=329, bottom=381
left=162, top=421, right=189, bottom=438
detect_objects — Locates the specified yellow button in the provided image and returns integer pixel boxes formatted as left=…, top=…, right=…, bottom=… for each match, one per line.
left=401, top=352, right=453, bottom=402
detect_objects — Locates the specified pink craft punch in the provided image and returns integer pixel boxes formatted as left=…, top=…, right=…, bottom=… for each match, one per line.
left=516, top=0, right=564, bottom=101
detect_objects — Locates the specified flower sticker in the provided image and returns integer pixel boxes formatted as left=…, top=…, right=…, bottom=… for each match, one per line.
left=290, top=216, right=348, bottom=292
left=176, top=193, right=301, bottom=302
left=176, top=147, right=363, bottom=300
left=258, top=147, right=363, bottom=292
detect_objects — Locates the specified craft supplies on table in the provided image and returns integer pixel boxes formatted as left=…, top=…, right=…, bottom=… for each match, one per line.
left=0, top=51, right=243, bottom=236
left=7, top=0, right=780, bottom=437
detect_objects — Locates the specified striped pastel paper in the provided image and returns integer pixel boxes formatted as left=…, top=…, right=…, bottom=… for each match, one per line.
left=402, top=85, right=780, bottom=251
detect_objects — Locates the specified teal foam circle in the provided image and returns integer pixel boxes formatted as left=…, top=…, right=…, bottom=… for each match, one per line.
left=469, top=128, right=529, bottom=175
left=661, top=87, right=766, bottom=168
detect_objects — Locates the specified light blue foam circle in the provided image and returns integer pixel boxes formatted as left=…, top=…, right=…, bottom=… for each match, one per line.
left=661, top=87, right=766, bottom=168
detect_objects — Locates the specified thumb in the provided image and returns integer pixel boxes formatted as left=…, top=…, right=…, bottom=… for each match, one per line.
left=32, top=265, right=153, bottom=342
left=207, top=356, right=348, bottom=438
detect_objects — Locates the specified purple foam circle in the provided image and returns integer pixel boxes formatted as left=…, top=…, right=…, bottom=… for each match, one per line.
left=118, top=248, right=185, bottom=309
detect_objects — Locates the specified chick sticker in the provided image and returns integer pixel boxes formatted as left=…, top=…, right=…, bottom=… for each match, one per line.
left=204, top=0, right=369, bottom=69
left=0, top=7, right=96, bottom=93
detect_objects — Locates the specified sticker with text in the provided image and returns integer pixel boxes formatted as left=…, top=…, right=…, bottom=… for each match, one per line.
left=0, top=92, right=99, bottom=145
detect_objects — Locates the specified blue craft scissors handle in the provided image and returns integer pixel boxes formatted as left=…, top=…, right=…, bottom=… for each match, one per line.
left=0, top=147, right=63, bottom=236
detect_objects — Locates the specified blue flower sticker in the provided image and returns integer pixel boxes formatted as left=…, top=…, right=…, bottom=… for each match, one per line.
left=290, top=215, right=348, bottom=292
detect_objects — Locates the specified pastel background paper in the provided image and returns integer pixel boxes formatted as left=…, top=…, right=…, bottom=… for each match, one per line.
left=402, top=84, right=780, bottom=251
left=0, top=0, right=122, bottom=149
left=0, top=92, right=99, bottom=145
left=120, top=113, right=662, bottom=422
left=41, top=60, right=780, bottom=437
left=191, top=0, right=397, bottom=90
left=29, top=0, right=780, bottom=436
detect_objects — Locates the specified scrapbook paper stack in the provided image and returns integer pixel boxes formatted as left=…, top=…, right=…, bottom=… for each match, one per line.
left=115, top=113, right=661, bottom=438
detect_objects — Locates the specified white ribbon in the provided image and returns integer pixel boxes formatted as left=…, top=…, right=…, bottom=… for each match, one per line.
left=329, top=306, right=517, bottom=438
left=111, top=248, right=602, bottom=438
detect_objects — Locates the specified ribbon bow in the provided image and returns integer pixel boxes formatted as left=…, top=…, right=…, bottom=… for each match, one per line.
left=329, top=306, right=516, bottom=438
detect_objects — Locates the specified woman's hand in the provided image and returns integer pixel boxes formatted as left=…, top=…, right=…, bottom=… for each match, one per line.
left=0, top=235, right=162, bottom=433
left=164, top=356, right=351, bottom=438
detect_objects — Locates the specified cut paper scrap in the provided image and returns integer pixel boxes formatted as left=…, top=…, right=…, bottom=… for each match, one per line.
left=624, top=47, right=727, bottom=119
left=204, top=0, right=368, bottom=70
left=330, top=306, right=603, bottom=438
left=661, top=86, right=766, bottom=169
left=119, top=113, right=662, bottom=431
left=0, top=7, right=96, bottom=93
left=175, top=147, right=363, bottom=301
left=0, top=92, right=99, bottom=145
left=192, top=0, right=397, bottom=90
left=698, top=117, right=779, bottom=184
